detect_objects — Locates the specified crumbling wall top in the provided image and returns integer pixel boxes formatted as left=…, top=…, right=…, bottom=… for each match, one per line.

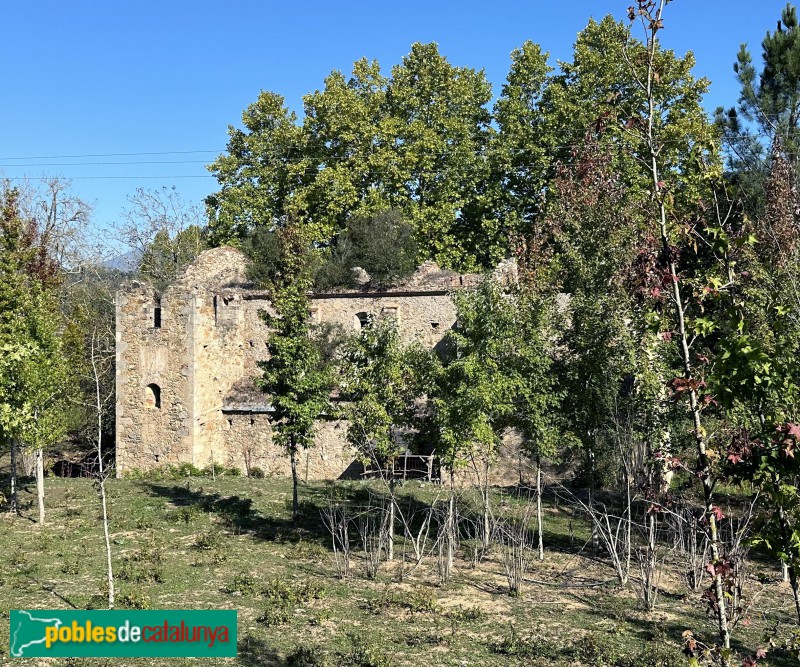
left=174, top=246, right=249, bottom=290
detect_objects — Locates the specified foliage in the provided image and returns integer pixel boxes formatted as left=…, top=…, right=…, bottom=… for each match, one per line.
left=256, top=223, right=335, bottom=519
left=257, top=226, right=334, bottom=452
left=716, top=3, right=800, bottom=213
left=314, top=210, right=418, bottom=289
left=337, top=318, right=434, bottom=466
left=0, top=188, right=70, bottom=463
left=431, top=278, right=558, bottom=471
left=207, top=43, right=497, bottom=269
left=117, top=186, right=208, bottom=290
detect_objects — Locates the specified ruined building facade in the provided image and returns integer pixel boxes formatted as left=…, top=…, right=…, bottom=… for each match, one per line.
left=115, top=247, right=493, bottom=479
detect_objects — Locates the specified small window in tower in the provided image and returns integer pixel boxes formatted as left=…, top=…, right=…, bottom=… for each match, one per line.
left=354, top=312, right=371, bottom=330
left=430, top=321, right=440, bottom=330
left=227, top=418, right=233, bottom=429
left=153, top=297, right=162, bottom=329
left=145, top=384, right=161, bottom=409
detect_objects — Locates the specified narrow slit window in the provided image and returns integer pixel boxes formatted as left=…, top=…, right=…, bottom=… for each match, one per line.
left=153, top=297, right=162, bottom=329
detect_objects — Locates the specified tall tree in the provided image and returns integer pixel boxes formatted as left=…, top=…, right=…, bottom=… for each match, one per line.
left=492, top=41, right=553, bottom=241
left=206, top=93, right=311, bottom=245
left=337, top=319, right=433, bottom=561
left=432, top=277, right=556, bottom=553
left=0, top=188, right=65, bottom=516
left=716, top=2, right=800, bottom=211
left=622, top=0, right=734, bottom=658
left=256, top=224, right=334, bottom=522
left=207, top=44, right=497, bottom=270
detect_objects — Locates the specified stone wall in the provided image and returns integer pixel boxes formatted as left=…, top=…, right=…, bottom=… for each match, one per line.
left=116, top=247, right=485, bottom=479
left=115, top=282, right=194, bottom=470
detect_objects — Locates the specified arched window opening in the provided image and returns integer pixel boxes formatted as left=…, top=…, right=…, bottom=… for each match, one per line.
left=145, top=383, right=161, bottom=409
left=353, top=312, right=371, bottom=330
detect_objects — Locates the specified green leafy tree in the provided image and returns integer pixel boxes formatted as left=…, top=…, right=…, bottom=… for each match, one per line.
left=206, top=93, right=311, bottom=245
left=619, top=1, right=736, bottom=656
left=257, top=224, right=334, bottom=522
left=714, top=144, right=800, bottom=626
left=0, top=188, right=66, bottom=515
left=314, top=210, right=418, bottom=290
left=207, top=43, right=498, bottom=270
left=433, top=278, right=557, bottom=553
left=381, top=43, right=495, bottom=268
left=716, top=3, right=800, bottom=214
left=491, top=41, right=553, bottom=240
left=337, top=318, right=434, bottom=560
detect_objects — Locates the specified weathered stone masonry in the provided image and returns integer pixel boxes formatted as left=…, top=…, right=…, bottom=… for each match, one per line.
left=116, top=247, right=489, bottom=479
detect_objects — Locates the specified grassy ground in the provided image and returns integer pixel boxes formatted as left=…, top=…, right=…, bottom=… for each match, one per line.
left=0, top=475, right=798, bottom=667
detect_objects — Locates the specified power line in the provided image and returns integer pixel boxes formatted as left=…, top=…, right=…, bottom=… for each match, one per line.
left=0, top=150, right=223, bottom=160
left=0, top=160, right=211, bottom=167
left=2, top=175, right=215, bottom=181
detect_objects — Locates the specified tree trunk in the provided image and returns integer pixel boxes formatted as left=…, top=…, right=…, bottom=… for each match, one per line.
left=588, top=449, right=598, bottom=552
left=536, top=457, right=544, bottom=561
left=290, top=443, right=299, bottom=523
left=35, top=448, right=45, bottom=525
left=636, top=2, right=731, bottom=652
left=481, top=458, right=491, bottom=552
left=447, top=468, right=456, bottom=576
left=92, top=328, right=114, bottom=609
left=779, top=506, right=800, bottom=624
left=10, top=438, right=18, bottom=514
left=387, top=467, right=395, bottom=562
left=624, top=462, right=632, bottom=586
left=99, top=477, right=115, bottom=608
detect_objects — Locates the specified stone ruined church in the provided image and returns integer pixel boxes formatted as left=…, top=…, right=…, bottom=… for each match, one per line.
left=115, top=247, right=512, bottom=479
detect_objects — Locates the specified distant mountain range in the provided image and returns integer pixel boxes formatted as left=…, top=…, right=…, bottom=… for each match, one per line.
left=103, top=249, right=141, bottom=273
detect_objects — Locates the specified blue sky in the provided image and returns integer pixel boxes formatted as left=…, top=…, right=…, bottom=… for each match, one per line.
left=1, top=1, right=793, bottom=234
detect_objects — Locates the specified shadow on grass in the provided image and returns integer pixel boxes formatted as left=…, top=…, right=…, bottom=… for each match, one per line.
left=237, top=634, right=283, bottom=666
left=141, top=480, right=383, bottom=543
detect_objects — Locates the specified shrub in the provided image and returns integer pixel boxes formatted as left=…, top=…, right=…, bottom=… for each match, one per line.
left=448, top=606, right=486, bottom=623
left=338, top=633, right=393, bottom=667
left=262, top=579, right=325, bottom=605
left=61, top=560, right=80, bottom=575
left=194, top=529, right=223, bottom=550
left=286, top=646, right=329, bottom=667
left=489, top=625, right=558, bottom=659
left=166, top=505, right=200, bottom=524
left=248, top=467, right=265, bottom=479
left=365, top=588, right=437, bottom=615
left=227, top=574, right=258, bottom=596
left=118, top=589, right=151, bottom=610
left=256, top=599, right=291, bottom=627
left=174, top=463, right=203, bottom=477
left=287, top=540, right=327, bottom=562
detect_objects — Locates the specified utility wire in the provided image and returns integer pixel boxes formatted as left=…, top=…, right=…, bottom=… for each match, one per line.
left=0, top=160, right=211, bottom=167
left=2, top=175, right=215, bottom=181
left=0, top=150, right=222, bottom=160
